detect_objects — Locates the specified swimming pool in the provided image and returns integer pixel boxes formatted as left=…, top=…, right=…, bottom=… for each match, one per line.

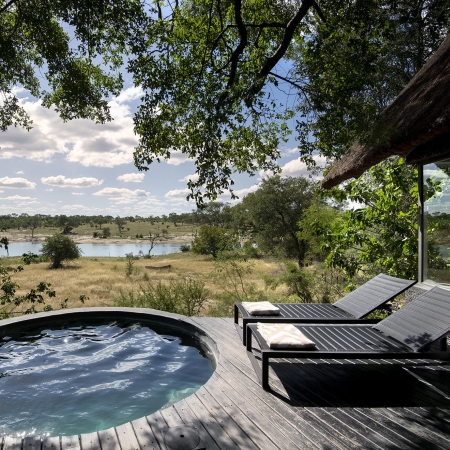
left=0, top=309, right=217, bottom=437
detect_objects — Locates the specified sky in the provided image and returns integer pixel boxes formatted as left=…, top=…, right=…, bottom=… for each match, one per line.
left=0, top=84, right=325, bottom=217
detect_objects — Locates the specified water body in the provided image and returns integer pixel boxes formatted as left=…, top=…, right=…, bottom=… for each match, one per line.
left=0, top=320, right=214, bottom=436
left=4, top=241, right=186, bottom=258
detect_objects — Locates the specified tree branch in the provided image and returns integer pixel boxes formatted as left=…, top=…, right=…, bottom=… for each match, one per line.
left=245, top=0, right=325, bottom=105
left=226, top=0, right=247, bottom=89
left=0, top=0, right=19, bottom=14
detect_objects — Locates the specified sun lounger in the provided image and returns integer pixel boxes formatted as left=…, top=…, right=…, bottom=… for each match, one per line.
left=235, top=273, right=416, bottom=344
left=246, top=286, right=450, bottom=389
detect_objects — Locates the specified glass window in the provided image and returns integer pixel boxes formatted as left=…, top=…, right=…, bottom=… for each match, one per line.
left=423, top=160, right=450, bottom=285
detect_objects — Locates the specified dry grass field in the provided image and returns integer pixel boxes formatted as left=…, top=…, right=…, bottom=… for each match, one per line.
left=5, top=252, right=285, bottom=317
left=5, top=221, right=198, bottom=241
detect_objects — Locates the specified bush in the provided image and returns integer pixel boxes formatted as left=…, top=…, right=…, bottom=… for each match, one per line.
left=125, top=253, right=135, bottom=277
left=115, top=278, right=208, bottom=316
left=41, top=234, right=82, bottom=269
left=180, top=244, right=191, bottom=252
left=191, top=226, right=238, bottom=258
left=22, top=252, right=40, bottom=265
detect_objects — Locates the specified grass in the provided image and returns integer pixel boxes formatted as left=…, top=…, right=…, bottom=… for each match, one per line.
left=6, top=221, right=198, bottom=240
left=4, top=252, right=285, bottom=316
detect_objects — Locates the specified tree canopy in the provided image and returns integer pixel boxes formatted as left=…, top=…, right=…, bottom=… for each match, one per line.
left=3, top=0, right=450, bottom=203
left=235, top=175, right=316, bottom=266
left=1, top=0, right=148, bottom=130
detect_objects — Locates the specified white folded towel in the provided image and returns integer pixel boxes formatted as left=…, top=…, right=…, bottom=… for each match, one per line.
left=242, top=301, right=280, bottom=316
left=257, top=323, right=315, bottom=349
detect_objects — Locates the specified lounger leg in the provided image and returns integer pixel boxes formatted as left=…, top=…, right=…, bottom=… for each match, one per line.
left=246, top=325, right=253, bottom=352
left=242, top=320, right=248, bottom=346
left=261, top=352, right=270, bottom=390
left=234, top=304, right=239, bottom=324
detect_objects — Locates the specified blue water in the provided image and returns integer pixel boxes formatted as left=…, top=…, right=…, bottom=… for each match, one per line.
left=3, top=241, right=186, bottom=257
left=0, top=321, right=213, bottom=437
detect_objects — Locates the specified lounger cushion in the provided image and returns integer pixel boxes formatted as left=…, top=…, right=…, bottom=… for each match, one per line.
left=241, top=301, right=280, bottom=315
left=257, top=323, right=315, bottom=349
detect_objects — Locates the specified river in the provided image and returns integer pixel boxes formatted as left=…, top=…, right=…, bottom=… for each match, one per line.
left=2, top=241, right=185, bottom=258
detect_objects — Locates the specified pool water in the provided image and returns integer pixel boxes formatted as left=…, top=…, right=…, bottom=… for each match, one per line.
left=0, top=320, right=214, bottom=437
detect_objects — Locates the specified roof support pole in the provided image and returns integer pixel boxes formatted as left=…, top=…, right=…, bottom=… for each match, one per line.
left=418, top=164, right=425, bottom=282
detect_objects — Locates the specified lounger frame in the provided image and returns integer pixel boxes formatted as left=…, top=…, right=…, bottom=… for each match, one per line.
left=235, top=273, right=416, bottom=345
left=246, top=323, right=450, bottom=389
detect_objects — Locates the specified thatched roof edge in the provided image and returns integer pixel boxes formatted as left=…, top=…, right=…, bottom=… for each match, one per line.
left=321, top=33, right=450, bottom=189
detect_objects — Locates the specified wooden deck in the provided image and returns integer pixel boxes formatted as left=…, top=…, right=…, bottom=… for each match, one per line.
left=2, top=317, right=450, bottom=450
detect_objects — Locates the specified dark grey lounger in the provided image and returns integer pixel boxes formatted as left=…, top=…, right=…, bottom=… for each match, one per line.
left=246, top=286, right=450, bottom=389
left=235, top=273, right=416, bottom=345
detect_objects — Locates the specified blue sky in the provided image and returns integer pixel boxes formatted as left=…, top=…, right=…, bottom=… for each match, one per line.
left=1, top=84, right=325, bottom=217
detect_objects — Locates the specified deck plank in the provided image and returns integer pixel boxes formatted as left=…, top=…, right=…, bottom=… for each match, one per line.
left=23, top=436, right=42, bottom=450
left=79, top=433, right=101, bottom=450
left=116, top=423, right=140, bottom=450
left=131, top=417, right=161, bottom=450
left=97, top=428, right=120, bottom=450
left=145, top=411, right=169, bottom=450
left=42, top=437, right=60, bottom=450
left=181, top=395, right=240, bottom=450
left=60, top=436, right=80, bottom=450
left=3, top=437, right=23, bottom=450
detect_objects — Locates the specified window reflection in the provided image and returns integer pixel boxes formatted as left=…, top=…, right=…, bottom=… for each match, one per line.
left=424, top=160, right=450, bottom=284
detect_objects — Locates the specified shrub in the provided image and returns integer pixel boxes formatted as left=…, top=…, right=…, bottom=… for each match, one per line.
left=41, top=234, right=82, bottom=269
left=191, top=226, right=238, bottom=258
left=180, top=244, right=191, bottom=252
left=115, top=278, right=208, bottom=316
left=21, top=252, right=40, bottom=265
left=125, top=253, right=135, bottom=277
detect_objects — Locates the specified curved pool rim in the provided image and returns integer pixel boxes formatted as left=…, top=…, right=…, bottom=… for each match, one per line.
left=0, top=307, right=219, bottom=437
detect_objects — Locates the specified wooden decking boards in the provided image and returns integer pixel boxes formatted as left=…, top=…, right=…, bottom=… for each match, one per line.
left=1, top=317, right=449, bottom=450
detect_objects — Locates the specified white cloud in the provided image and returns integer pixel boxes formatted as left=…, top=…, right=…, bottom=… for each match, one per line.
left=117, top=173, right=145, bottom=183
left=1, top=195, right=37, bottom=201
left=166, top=150, right=190, bottom=166
left=232, top=184, right=260, bottom=198
left=113, top=86, right=144, bottom=104
left=280, top=155, right=327, bottom=178
left=72, top=192, right=84, bottom=196
left=41, top=175, right=104, bottom=188
left=0, top=177, right=36, bottom=189
left=165, top=188, right=190, bottom=198
left=93, top=188, right=149, bottom=198
left=15, top=170, right=24, bottom=175
left=46, top=188, right=53, bottom=192
left=258, top=155, right=327, bottom=180
left=179, top=174, right=199, bottom=183
left=0, top=88, right=140, bottom=167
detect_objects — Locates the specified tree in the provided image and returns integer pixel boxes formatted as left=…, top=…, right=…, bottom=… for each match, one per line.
left=235, top=175, right=315, bottom=267
left=0, top=237, right=9, bottom=256
left=27, top=215, right=42, bottom=238
left=191, top=226, right=238, bottom=258
left=131, top=0, right=329, bottom=203
left=147, top=232, right=160, bottom=257
left=293, top=0, right=450, bottom=167
left=320, top=158, right=419, bottom=280
left=114, top=217, right=126, bottom=235
left=41, top=234, right=82, bottom=269
left=1, top=0, right=148, bottom=132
